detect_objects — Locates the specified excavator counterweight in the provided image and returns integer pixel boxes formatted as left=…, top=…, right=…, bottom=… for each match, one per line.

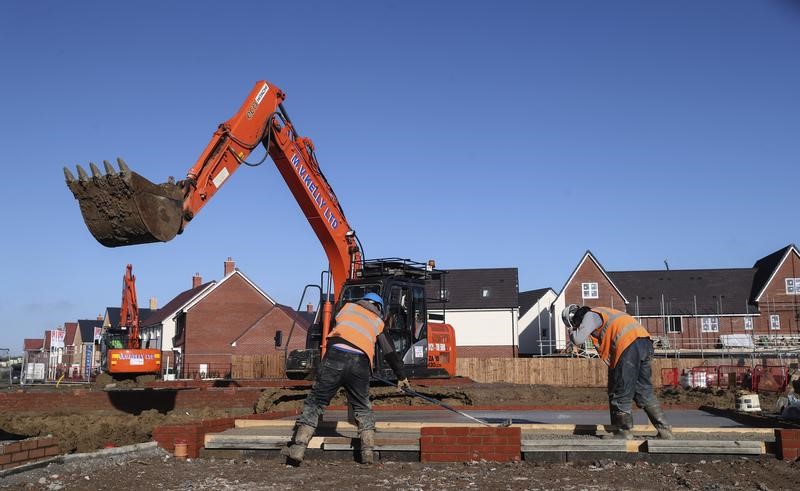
left=64, top=158, right=183, bottom=247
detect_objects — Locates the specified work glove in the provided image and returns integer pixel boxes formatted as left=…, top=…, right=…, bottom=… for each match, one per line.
left=397, top=378, right=411, bottom=393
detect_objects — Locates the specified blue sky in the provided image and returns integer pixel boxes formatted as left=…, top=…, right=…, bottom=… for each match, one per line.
left=1, top=1, right=798, bottom=354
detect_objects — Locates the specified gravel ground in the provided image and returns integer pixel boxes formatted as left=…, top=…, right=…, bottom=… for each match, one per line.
left=1, top=447, right=800, bottom=491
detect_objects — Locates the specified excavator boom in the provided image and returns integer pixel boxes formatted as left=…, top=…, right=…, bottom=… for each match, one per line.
left=64, top=80, right=360, bottom=299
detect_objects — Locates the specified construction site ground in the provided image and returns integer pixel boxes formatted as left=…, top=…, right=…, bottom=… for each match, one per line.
left=2, top=382, right=799, bottom=489
left=1, top=383, right=785, bottom=453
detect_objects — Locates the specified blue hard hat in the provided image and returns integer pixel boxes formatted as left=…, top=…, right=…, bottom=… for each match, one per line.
left=362, top=292, right=384, bottom=309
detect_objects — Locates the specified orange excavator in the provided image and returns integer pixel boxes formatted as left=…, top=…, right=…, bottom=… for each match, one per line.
left=64, top=80, right=455, bottom=379
left=101, top=264, right=161, bottom=376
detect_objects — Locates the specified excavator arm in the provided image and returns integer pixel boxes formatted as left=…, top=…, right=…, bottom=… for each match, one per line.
left=64, top=80, right=362, bottom=300
left=119, top=263, right=140, bottom=349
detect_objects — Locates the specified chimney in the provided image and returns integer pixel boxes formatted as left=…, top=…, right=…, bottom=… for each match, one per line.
left=306, top=303, right=314, bottom=313
left=149, top=297, right=158, bottom=311
left=224, top=256, right=236, bottom=276
left=192, top=273, right=202, bottom=288
left=97, top=315, right=103, bottom=321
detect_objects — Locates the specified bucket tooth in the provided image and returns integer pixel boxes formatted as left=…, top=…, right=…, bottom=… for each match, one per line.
left=89, top=162, right=102, bottom=178
left=117, top=157, right=130, bottom=174
left=76, top=165, right=89, bottom=181
left=63, top=167, right=75, bottom=183
left=103, top=160, right=117, bottom=176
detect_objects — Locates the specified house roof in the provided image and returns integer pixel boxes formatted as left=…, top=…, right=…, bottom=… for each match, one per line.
left=64, top=322, right=78, bottom=345
left=426, top=268, right=519, bottom=310
left=77, top=319, right=103, bottom=343
left=608, top=268, right=758, bottom=316
left=752, top=244, right=798, bottom=302
left=23, top=338, right=44, bottom=351
left=106, top=307, right=159, bottom=328
left=140, top=281, right=215, bottom=327
left=519, top=288, right=554, bottom=318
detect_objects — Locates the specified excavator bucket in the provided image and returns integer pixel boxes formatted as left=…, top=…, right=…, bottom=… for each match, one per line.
left=63, top=158, right=184, bottom=247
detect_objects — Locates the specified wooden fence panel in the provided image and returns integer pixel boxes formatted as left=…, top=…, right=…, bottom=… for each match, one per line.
left=231, top=354, right=286, bottom=379
left=455, top=357, right=780, bottom=387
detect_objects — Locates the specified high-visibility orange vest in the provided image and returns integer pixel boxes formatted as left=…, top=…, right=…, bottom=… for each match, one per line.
left=589, top=307, right=650, bottom=368
left=326, top=302, right=385, bottom=364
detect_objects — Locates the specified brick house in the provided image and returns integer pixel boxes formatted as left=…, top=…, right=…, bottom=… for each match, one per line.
left=518, top=288, right=557, bottom=356
left=139, top=276, right=216, bottom=375
left=426, top=268, right=519, bottom=358
left=553, top=244, right=800, bottom=354
left=167, top=258, right=310, bottom=378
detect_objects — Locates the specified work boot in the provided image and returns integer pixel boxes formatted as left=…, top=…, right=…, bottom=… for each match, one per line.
left=605, top=411, right=634, bottom=440
left=359, top=429, right=376, bottom=464
left=644, top=405, right=674, bottom=440
left=281, top=424, right=315, bottom=463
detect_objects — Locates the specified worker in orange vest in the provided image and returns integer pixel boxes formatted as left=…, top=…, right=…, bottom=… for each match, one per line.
left=562, top=304, right=673, bottom=440
left=282, top=293, right=410, bottom=465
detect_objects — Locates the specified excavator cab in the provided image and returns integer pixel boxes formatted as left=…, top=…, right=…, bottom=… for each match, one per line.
left=63, top=159, right=184, bottom=247
left=285, top=259, right=456, bottom=380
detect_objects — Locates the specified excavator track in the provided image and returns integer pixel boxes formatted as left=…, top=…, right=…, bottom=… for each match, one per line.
left=63, top=158, right=184, bottom=247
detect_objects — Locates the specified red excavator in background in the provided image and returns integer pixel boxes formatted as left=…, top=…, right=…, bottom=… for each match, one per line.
left=100, top=264, right=161, bottom=377
left=64, top=80, right=455, bottom=380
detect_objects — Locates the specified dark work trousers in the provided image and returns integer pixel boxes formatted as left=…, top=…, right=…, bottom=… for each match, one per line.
left=607, top=337, right=659, bottom=415
left=297, top=346, right=375, bottom=431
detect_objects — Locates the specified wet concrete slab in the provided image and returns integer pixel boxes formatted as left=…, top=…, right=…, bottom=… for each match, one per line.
left=304, top=408, right=746, bottom=428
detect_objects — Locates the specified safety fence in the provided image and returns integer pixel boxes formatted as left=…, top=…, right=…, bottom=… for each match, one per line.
left=660, top=365, right=790, bottom=392
left=455, top=356, right=797, bottom=388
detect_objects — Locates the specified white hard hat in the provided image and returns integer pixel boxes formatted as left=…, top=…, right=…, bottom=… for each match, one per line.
left=561, top=304, right=579, bottom=328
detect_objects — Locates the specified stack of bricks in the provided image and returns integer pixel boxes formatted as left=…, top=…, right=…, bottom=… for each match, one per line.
left=776, top=428, right=800, bottom=460
left=0, top=436, right=60, bottom=470
left=420, top=426, right=521, bottom=462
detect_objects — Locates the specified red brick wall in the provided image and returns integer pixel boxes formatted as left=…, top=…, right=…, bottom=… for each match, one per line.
left=457, top=345, right=515, bottom=358
left=776, top=428, right=800, bottom=460
left=420, top=426, right=521, bottom=462
left=182, top=274, right=273, bottom=374
left=234, top=308, right=307, bottom=355
left=758, top=250, right=800, bottom=335
left=564, top=256, right=626, bottom=312
left=0, top=436, right=60, bottom=470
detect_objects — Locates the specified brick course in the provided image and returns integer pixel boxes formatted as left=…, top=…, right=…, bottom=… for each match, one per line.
left=420, top=426, right=521, bottom=462
left=776, top=429, right=800, bottom=460
left=0, top=436, right=60, bottom=470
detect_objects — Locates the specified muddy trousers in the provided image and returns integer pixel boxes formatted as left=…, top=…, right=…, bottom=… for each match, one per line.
left=297, top=347, right=375, bottom=431
left=288, top=347, right=376, bottom=463
left=608, top=338, right=672, bottom=438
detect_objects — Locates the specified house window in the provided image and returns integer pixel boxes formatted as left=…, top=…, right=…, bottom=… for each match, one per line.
left=666, top=317, right=682, bottom=334
left=743, top=316, right=753, bottom=331
left=770, top=315, right=781, bottom=330
left=786, top=278, right=800, bottom=294
left=701, top=317, right=719, bottom=333
left=582, top=282, right=598, bottom=299
left=481, top=287, right=491, bottom=298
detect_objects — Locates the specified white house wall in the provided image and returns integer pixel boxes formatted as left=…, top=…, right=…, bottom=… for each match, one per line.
left=518, top=290, right=557, bottom=354
left=429, top=309, right=518, bottom=346
left=552, top=296, right=568, bottom=350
